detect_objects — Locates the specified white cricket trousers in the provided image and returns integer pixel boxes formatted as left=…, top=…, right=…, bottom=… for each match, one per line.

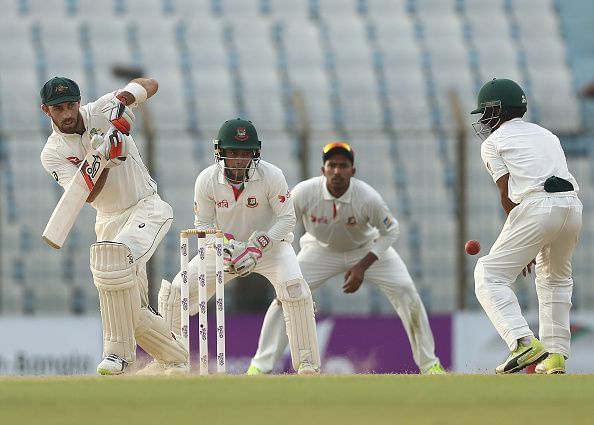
left=251, top=236, right=440, bottom=373
left=474, top=192, right=582, bottom=357
left=95, top=194, right=173, bottom=306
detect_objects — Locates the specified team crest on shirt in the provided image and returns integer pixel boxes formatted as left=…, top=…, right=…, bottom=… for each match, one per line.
left=246, top=197, right=258, bottom=208
left=235, top=127, right=249, bottom=142
left=346, top=216, right=357, bottom=226
left=383, top=215, right=394, bottom=228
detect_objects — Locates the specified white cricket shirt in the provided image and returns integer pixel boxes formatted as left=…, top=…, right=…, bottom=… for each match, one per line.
left=293, top=176, right=399, bottom=256
left=40, top=92, right=157, bottom=213
left=193, top=161, right=295, bottom=242
left=481, top=118, right=578, bottom=204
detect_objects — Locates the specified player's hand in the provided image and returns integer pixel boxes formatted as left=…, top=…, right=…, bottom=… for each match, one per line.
left=101, top=96, right=135, bottom=135
left=91, top=128, right=128, bottom=168
left=522, top=258, right=536, bottom=277
left=342, top=265, right=365, bottom=294
left=225, top=232, right=272, bottom=277
left=222, top=233, right=237, bottom=274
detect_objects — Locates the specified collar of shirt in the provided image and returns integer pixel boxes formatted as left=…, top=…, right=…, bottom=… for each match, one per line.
left=490, top=117, right=524, bottom=138
left=322, top=179, right=352, bottom=203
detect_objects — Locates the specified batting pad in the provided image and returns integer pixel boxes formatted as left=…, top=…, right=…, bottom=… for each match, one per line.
left=158, top=279, right=181, bottom=336
left=277, top=278, right=321, bottom=371
left=136, top=307, right=188, bottom=364
left=91, top=242, right=140, bottom=363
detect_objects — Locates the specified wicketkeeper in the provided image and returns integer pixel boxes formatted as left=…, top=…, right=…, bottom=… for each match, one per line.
left=157, top=118, right=321, bottom=375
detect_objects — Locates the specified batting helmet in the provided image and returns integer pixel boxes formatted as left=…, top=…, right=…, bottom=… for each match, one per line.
left=471, top=78, right=527, bottom=139
left=213, top=118, right=262, bottom=182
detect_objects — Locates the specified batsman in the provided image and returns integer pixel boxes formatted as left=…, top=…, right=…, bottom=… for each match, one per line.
left=157, top=118, right=321, bottom=375
left=40, top=77, right=187, bottom=375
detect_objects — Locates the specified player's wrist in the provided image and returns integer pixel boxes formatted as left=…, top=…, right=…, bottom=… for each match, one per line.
left=248, top=231, right=272, bottom=254
left=122, top=82, right=147, bottom=105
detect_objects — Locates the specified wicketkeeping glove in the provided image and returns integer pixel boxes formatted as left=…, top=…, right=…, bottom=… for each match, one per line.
left=224, top=231, right=273, bottom=277
left=222, top=233, right=236, bottom=274
left=101, top=96, right=135, bottom=135
left=91, top=128, right=128, bottom=168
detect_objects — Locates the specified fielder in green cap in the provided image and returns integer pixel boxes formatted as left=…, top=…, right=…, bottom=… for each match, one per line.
left=40, top=76, right=188, bottom=376
left=471, top=78, right=582, bottom=375
left=156, top=118, right=322, bottom=375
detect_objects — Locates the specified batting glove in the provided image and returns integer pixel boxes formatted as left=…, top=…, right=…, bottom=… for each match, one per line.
left=91, top=128, right=128, bottom=168
left=101, top=96, right=135, bottom=135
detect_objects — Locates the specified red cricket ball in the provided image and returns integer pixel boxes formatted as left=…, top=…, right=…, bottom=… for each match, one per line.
left=465, top=240, right=481, bottom=255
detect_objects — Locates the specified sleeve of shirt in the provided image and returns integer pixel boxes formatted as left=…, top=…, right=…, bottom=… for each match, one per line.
left=193, top=170, right=216, bottom=231
left=481, top=139, right=508, bottom=183
left=290, top=181, right=306, bottom=221
left=40, top=145, right=79, bottom=190
left=85, top=92, right=120, bottom=135
left=366, top=190, right=400, bottom=258
left=266, top=169, right=296, bottom=241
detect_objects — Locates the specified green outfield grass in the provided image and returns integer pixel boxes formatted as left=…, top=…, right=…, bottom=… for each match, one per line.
left=1, top=374, right=593, bottom=425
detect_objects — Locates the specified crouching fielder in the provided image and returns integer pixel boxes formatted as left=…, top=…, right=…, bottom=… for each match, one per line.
left=40, top=77, right=187, bottom=375
left=158, top=118, right=321, bottom=374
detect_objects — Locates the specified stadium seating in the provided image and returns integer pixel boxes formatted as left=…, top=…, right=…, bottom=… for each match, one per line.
left=0, top=0, right=592, bottom=315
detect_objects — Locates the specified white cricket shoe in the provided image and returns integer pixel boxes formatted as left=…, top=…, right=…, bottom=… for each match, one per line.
left=297, top=361, right=320, bottom=375
left=97, top=354, right=128, bottom=375
left=136, top=360, right=189, bottom=376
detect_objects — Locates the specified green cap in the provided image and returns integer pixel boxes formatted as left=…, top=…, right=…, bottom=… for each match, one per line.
left=40, top=77, right=81, bottom=106
left=471, top=78, right=527, bottom=114
left=215, top=118, right=261, bottom=150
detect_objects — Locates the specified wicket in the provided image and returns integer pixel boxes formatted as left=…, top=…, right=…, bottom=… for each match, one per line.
left=180, top=229, right=225, bottom=375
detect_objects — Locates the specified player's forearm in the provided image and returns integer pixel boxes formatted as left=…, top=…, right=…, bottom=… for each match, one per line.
left=500, top=196, right=518, bottom=215
left=267, top=212, right=296, bottom=241
left=87, top=169, right=109, bottom=203
left=495, top=173, right=517, bottom=215
left=356, top=252, right=378, bottom=272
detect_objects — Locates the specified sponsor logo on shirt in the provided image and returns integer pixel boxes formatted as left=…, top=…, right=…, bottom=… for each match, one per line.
left=277, top=189, right=291, bottom=203
left=52, top=171, right=59, bottom=182
left=217, top=200, right=229, bottom=208
left=246, top=197, right=258, bottom=208
left=310, top=215, right=328, bottom=224
left=346, top=216, right=357, bottom=226
left=67, top=156, right=82, bottom=166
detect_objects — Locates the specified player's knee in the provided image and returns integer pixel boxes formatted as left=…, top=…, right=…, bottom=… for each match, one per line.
left=90, top=242, right=135, bottom=289
left=158, top=279, right=173, bottom=303
left=277, top=278, right=311, bottom=303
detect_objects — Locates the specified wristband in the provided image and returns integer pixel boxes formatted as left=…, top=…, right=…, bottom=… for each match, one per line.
left=122, top=82, right=147, bottom=105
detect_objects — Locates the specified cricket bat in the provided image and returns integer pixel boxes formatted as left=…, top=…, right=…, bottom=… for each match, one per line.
left=42, top=149, right=108, bottom=249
